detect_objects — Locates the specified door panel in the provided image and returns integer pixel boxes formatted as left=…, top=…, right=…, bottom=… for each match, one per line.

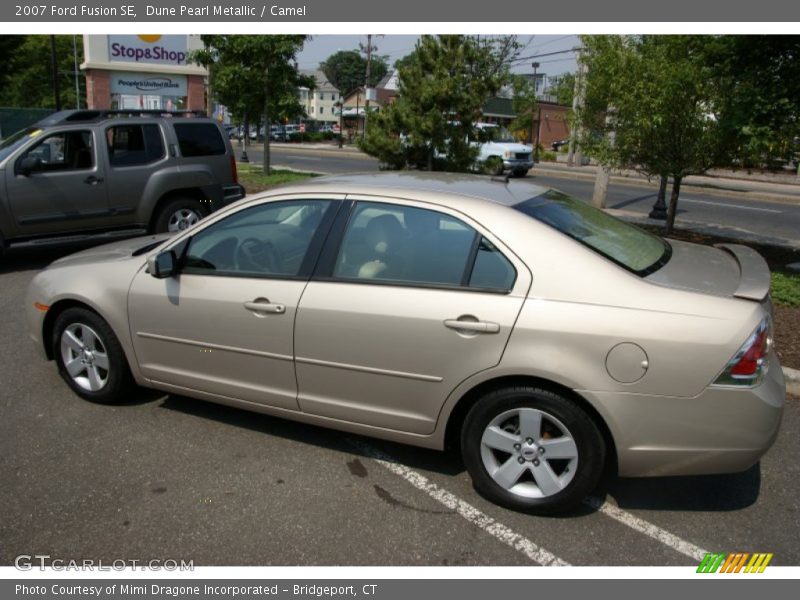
left=294, top=283, right=527, bottom=434
left=5, top=129, right=109, bottom=236
left=129, top=273, right=305, bottom=409
left=128, top=196, right=341, bottom=410
left=294, top=199, right=531, bottom=435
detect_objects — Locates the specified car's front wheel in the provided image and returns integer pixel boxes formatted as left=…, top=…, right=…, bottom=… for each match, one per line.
left=461, top=386, right=605, bottom=514
left=53, top=308, right=135, bottom=404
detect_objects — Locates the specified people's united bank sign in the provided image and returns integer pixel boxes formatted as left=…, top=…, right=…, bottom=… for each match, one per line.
left=108, top=35, right=188, bottom=66
left=110, top=73, right=188, bottom=97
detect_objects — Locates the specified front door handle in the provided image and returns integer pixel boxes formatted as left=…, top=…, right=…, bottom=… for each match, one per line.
left=84, top=175, right=104, bottom=185
left=444, top=319, right=500, bottom=334
left=244, top=299, right=286, bottom=314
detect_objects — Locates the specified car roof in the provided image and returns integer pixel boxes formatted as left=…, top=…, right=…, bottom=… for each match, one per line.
left=271, top=171, right=551, bottom=208
left=33, top=110, right=214, bottom=128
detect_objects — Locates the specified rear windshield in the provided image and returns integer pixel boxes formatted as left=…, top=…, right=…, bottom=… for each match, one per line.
left=173, top=122, right=225, bottom=157
left=513, top=190, right=671, bottom=275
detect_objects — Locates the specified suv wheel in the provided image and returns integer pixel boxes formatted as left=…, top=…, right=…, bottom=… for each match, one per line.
left=153, top=198, right=206, bottom=233
left=53, top=308, right=135, bottom=404
left=461, top=386, right=605, bottom=514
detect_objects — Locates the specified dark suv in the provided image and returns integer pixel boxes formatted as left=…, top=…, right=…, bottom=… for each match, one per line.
left=0, top=110, right=245, bottom=254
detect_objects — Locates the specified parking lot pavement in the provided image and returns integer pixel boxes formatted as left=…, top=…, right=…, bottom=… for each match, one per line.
left=2, top=246, right=799, bottom=566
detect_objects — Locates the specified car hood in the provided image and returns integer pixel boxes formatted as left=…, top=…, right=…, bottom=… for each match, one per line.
left=48, top=234, right=173, bottom=269
left=484, top=142, right=533, bottom=153
left=646, top=239, right=770, bottom=301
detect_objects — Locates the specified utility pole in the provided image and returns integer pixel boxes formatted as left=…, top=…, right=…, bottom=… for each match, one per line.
left=50, top=35, right=62, bottom=111
left=530, top=62, right=540, bottom=148
left=360, top=34, right=378, bottom=139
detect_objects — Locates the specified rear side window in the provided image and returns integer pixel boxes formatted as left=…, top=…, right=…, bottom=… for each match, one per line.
left=107, top=124, right=165, bottom=166
left=174, top=123, right=226, bottom=157
left=333, top=201, right=516, bottom=292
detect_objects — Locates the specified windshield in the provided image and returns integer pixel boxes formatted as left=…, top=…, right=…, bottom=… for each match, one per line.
left=514, top=190, right=671, bottom=275
left=490, top=127, right=516, bottom=143
left=0, top=127, right=37, bottom=163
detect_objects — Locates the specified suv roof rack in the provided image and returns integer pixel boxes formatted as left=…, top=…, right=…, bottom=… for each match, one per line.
left=36, top=109, right=208, bottom=127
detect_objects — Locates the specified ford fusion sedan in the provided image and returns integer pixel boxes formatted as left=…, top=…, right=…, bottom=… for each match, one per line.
left=26, top=173, right=785, bottom=514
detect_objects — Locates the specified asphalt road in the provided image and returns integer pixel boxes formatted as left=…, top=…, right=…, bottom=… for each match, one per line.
left=245, top=145, right=800, bottom=246
left=1, top=246, right=799, bottom=566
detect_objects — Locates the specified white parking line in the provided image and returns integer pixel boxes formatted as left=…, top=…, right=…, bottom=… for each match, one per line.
left=347, top=438, right=570, bottom=566
left=583, top=497, right=708, bottom=561
left=682, top=198, right=782, bottom=213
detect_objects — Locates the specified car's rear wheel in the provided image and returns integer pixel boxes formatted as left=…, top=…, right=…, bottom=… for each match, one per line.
left=53, top=308, right=135, bottom=404
left=461, top=386, right=605, bottom=514
left=153, top=198, right=206, bottom=234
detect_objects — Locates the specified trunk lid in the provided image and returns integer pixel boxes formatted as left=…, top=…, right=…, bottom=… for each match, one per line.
left=646, top=239, right=770, bottom=301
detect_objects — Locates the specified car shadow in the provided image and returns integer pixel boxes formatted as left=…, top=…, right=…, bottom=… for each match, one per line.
left=595, top=464, right=761, bottom=512
left=158, top=393, right=466, bottom=477
left=157, top=393, right=762, bottom=514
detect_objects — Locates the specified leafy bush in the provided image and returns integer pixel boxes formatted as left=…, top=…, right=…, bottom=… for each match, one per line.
left=771, top=272, right=800, bottom=307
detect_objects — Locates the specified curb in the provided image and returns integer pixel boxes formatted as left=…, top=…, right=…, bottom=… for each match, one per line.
left=784, top=367, right=800, bottom=397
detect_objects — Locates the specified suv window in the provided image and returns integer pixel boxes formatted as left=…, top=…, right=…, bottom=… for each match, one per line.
left=173, top=122, right=225, bottom=157
left=182, top=200, right=332, bottom=278
left=333, top=202, right=516, bottom=291
left=19, top=130, right=94, bottom=172
left=107, top=124, right=165, bottom=166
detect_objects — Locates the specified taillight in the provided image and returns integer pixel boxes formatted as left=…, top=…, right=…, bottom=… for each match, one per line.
left=230, top=155, right=238, bottom=184
left=713, top=317, right=772, bottom=387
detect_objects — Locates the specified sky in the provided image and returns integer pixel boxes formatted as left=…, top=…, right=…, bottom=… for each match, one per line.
left=296, top=35, right=580, bottom=78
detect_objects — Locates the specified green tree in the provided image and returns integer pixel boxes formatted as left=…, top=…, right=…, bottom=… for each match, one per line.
left=509, top=75, right=538, bottom=144
left=576, top=35, right=725, bottom=234
left=697, top=35, right=800, bottom=170
left=192, top=35, right=309, bottom=174
left=320, top=50, right=388, bottom=96
left=0, top=35, right=84, bottom=109
left=550, top=72, right=575, bottom=106
left=361, top=35, right=520, bottom=171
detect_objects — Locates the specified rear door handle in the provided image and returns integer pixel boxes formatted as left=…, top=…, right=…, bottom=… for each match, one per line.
left=244, top=300, right=286, bottom=314
left=444, top=319, right=500, bottom=334
left=84, top=175, right=104, bottom=185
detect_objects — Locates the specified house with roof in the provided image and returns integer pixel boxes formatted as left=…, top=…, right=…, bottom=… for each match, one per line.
left=298, top=70, right=342, bottom=125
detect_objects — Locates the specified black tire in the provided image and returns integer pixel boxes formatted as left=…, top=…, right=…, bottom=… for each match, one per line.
left=511, top=169, right=529, bottom=178
left=152, top=197, right=207, bottom=234
left=461, top=386, right=605, bottom=515
left=52, top=307, right=135, bottom=405
left=484, top=157, right=504, bottom=176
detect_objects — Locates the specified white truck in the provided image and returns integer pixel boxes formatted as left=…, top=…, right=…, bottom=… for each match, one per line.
left=473, top=123, right=534, bottom=177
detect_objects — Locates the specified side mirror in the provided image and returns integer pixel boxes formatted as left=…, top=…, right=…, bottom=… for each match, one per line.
left=147, top=250, right=177, bottom=279
left=18, top=155, right=42, bottom=176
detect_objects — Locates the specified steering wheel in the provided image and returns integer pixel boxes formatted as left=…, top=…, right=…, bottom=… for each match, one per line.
left=235, top=237, right=280, bottom=273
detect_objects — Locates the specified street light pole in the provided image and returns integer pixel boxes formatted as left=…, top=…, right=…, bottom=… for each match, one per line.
left=531, top=62, right=540, bottom=156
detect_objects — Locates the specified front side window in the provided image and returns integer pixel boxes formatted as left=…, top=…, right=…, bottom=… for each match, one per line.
left=333, top=201, right=516, bottom=291
left=19, top=130, right=94, bottom=172
left=182, top=200, right=332, bottom=278
left=107, top=124, right=165, bottom=166
left=513, top=190, right=671, bottom=275
left=174, top=123, right=225, bottom=157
